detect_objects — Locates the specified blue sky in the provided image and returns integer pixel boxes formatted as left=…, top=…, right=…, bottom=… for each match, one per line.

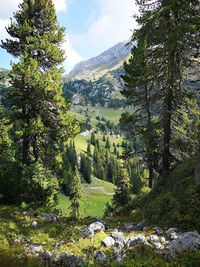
left=0, top=0, right=137, bottom=73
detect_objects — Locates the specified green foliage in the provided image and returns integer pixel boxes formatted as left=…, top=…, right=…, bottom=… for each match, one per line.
left=0, top=162, right=59, bottom=207
left=141, top=160, right=200, bottom=231
left=70, top=168, right=82, bottom=221
left=0, top=0, right=78, bottom=206
left=112, top=167, right=131, bottom=208
left=80, top=153, right=92, bottom=184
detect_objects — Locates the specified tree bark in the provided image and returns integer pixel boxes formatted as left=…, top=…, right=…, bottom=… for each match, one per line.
left=194, top=149, right=200, bottom=185
left=162, top=86, right=173, bottom=174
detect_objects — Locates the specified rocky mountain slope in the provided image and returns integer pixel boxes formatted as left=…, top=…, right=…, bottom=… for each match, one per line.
left=63, top=41, right=132, bottom=107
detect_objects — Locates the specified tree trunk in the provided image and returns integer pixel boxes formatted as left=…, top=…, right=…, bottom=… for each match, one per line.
left=148, top=162, right=154, bottom=188
left=22, top=135, right=30, bottom=164
left=162, top=87, right=172, bottom=174
left=194, top=149, right=200, bottom=185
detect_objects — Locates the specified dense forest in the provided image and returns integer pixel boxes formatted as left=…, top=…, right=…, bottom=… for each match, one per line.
left=0, top=0, right=200, bottom=266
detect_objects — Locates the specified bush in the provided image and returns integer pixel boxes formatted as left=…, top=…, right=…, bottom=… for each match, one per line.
left=0, top=161, right=59, bottom=207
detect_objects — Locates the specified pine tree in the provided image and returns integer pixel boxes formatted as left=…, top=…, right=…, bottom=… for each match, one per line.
left=70, top=168, right=82, bottom=221
left=87, top=143, right=91, bottom=156
left=1, top=0, right=77, bottom=167
left=105, top=137, right=111, bottom=150
left=80, top=153, right=92, bottom=184
left=113, top=167, right=131, bottom=207
left=121, top=40, right=158, bottom=188
left=90, top=132, right=96, bottom=146
left=123, top=0, right=200, bottom=178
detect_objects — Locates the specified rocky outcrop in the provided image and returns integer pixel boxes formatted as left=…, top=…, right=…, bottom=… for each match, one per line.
left=169, top=231, right=200, bottom=257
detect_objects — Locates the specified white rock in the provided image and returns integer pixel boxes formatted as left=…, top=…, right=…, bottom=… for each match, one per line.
left=31, top=221, right=38, bottom=227
left=89, top=221, right=105, bottom=232
left=154, top=242, right=164, bottom=250
left=28, top=245, right=43, bottom=254
left=111, top=231, right=125, bottom=243
left=148, top=235, right=160, bottom=243
left=40, top=213, right=58, bottom=222
left=81, top=227, right=94, bottom=239
left=126, top=234, right=148, bottom=248
left=169, top=231, right=200, bottom=257
left=94, top=250, right=106, bottom=261
left=166, top=228, right=177, bottom=236
left=102, top=236, right=115, bottom=247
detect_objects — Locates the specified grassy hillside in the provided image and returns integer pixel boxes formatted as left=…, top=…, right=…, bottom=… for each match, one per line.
left=57, top=177, right=115, bottom=218
left=112, top=159, right=200, bottom=232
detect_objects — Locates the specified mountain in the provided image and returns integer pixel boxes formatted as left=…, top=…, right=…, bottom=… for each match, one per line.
left=63, top=42, right=132, bottom=107
left=69, top=41, right=131, bottom=80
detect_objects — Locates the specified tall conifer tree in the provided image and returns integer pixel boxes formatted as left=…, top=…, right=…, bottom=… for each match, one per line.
left=1, top=0, right=77, bottom=167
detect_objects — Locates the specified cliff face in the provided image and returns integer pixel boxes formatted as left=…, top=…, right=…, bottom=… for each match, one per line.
left=64, top=42, right=132, bottom=107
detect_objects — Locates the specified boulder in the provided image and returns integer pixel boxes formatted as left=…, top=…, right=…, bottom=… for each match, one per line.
left=154, top=242, right=164, bottom=250
left=153, top=227, right=165, bottom=236
left=40, top=213, right=58, bottom=222
left=89, top=221, right=105, bottom=232
left=131, top=221, right=145, bottom=232
left=114, top=241, right=124, bottom=251
left=28, top=245, right=43, bottom=254
left=92, top=216, right=106, bottom=225
left=148, top=235, right=160, bottom=243
left=111, top=230, right=125, bottom=243
left=126, top=234, right=148, bottom=248
left=94, top=250, right=106, bottom=261
left=166, top=228, right=177, bottom=239
left=40, top=251, right=52, bottom=261
left=31, top=221, right=38, bottom=227
left=169, top=231, right=200, bottom=257
left=102, top=236, right=115, bottom=247
left=81, top=227, right=94, bottom=239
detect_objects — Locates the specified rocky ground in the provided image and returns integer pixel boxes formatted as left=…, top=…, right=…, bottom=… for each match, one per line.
left=1, top=207, right=200, bottom=267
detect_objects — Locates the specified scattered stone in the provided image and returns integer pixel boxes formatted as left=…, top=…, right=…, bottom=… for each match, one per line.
left=111, top=230, right=125, bottom=243
left=126, top=234, right=148, bottom=248
left=148, top=234, right=160, bottom=243
left=31, top=221, right=38, bottom=227
left=154, top=242, right=164, bottom=250
left=131, top=221, right=145, bottom=232
left=40, top=251, right=52, bottom=261
left=14, top=237, right=23, bottom=244
left=40, top=213, right=58, bottom=222
left=160, top=237, right=166, bottom=243
left=166, top=228, right=177, bottom=237
left=102, top=236, right=115, bottom=247
left=92, top=216, right=106, bottom=225
left=28, top=245, right=43, bottom=255
left=59, top=252, right=85, bottom=267
left=89, top=221, right=105, bottom=232
left=170, top=232, right=179, bottom=240
left=153, top=227, right=165, bottom=236
left=114, top=241, right=124, bottom=251
left=81, top=227, right=94, bottom=239
left=169, top=231, right=200, bottom=257
left=122, top=222, right=134, bottom=232
left=94, top=250, right=106, bottom=261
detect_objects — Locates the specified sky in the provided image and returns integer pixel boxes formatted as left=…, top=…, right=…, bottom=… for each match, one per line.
left=0, top=0, right=138, bottom=73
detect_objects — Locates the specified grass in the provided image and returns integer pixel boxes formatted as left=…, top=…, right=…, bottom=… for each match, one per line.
left=57, top=177, right=115, bottom=218
left=72, top=105, right=124, bottom=124
left=111, top=159, right=200, bottom=232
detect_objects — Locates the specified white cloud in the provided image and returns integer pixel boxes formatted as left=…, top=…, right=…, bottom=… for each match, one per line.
left=72, top=0, right=138, bottom=52
left=62, top=36, right=83, bottom=73
left=0, top=19, right=10, bottom=41
left=0, top=0, right=81, bottom=72
left=53, top=0, right=67, bottom=12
